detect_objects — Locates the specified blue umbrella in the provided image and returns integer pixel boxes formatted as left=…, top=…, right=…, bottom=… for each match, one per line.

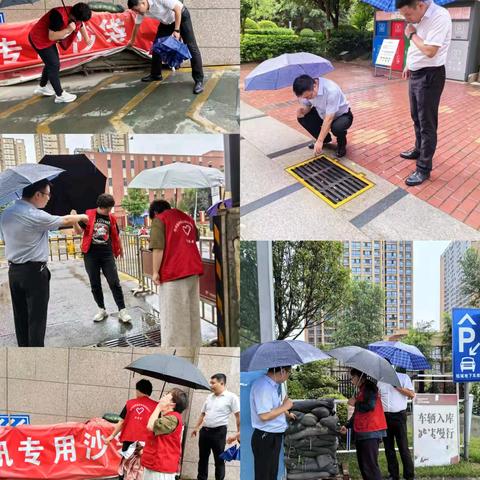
left=244, top=52, right=334, bottom=91
left=151, top=36, right=192, bottom=70
left=0, top=163, right=64, bottom=207
left=241, top=340, right=331, bottom=372
left=361, top=0, right=455, bottom=12
left=368, top=341, right=431, bottom=370
left=207, top=198, right=233, bottom=217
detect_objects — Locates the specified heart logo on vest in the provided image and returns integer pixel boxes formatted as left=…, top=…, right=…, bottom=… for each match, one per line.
left=135, top=407, right=145, bottom=415
left=182, top=224, right=192, bottom=236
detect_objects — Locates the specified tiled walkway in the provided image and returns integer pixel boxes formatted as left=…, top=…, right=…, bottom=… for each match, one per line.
left=241, top=62, right=480, bottom=230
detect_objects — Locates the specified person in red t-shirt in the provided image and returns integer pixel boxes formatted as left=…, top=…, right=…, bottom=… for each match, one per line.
left=148, top=200, right=203, bottom=347
left=29, top=3, right=92, bottom=103
left=105, top=379, right=157, bottom=480
left=142, top=388, right=188, bottom=480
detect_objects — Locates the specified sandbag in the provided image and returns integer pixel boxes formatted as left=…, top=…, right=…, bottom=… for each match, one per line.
left=286, top=426, right=330, bottom=441
left=286, top=422, right=306, bottom=435
left=285, top=435, right=338, bottom=449
left=300, top=413, right=318, bottom=427
left=311, top=406, right=330, bottom=419
left=287, top=472, right=331, bottom=479
left=319, top=415, right=341, bottom=433
left=292, top=399, right=335, bottom=413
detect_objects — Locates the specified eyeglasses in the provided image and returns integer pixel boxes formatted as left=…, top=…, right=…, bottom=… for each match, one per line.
left=39, top=191, right=51, bottom=198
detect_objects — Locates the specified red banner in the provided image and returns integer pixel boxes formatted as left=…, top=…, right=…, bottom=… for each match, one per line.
left=0, top=11, right=159, bottom=84
left=0, top=418, right=122, bottom=479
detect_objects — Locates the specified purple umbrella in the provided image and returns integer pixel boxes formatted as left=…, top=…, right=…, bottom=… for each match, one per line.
left=207, top=198, right=233, bottom=217
left=241, top=340, right=330, bottom=372
left=244, top=52, right=334, bottom=91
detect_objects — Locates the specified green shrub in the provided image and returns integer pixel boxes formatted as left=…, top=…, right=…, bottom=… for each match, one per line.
left=244, top=17, right=258, bottom=29
left=257, top=19, right=278, bottom=29
left=299, top=28, right=315, bottom=37
left=241, top=34, right=325, bottom=63
left=325, top=27, right=373, bottom=59
left=245, top=28, right=295, bottom=35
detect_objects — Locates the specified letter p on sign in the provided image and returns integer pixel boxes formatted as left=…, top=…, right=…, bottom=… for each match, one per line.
left=460, top=327, right=475, bottom=353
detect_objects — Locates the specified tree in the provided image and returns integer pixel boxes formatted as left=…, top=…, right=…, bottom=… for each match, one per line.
left=347, top=0, right=374, bottom=31
left=309, top=0, right=352, bottom=29
left=402, top=321, right=435, bottom=364
left=460, top=247, right=480, bottom=307
left=121, top=189, right=149, bottom=218
left=272, top=241, right=350, bottom=340
left=178, top=188, right=211, bottom=219
left=332, top=280, right=385, bottom=348
left=441, top=312, right=452, bottom=373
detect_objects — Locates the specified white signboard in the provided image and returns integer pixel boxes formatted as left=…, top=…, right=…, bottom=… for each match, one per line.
left=375, top=39, right=400, bottom=67
left=413, top=394, right=460, bottom=467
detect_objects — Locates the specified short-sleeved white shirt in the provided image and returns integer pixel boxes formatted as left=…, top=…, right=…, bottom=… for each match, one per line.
left=135, top=0, right=182, bottom=25
left=201, top=390, right=240, bottom=428
left=300, top=77, right=350, bottom=120
left=406, top=1, right=452, bottom=71
left=378, top=372, right=414, bottom=413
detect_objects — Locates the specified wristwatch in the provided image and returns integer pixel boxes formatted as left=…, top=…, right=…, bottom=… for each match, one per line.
left=409, top=31, right=415, bottom=40
left=174, top=29, right=180, bottom=33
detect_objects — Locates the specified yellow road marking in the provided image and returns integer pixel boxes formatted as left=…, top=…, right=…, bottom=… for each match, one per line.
left=0, top=95, right=43, bottom=120
left=109, top=71, right=172, bottom=133
left=186, top=71, right=227, bottom=133
left=36, top=75, right=121, bottom=134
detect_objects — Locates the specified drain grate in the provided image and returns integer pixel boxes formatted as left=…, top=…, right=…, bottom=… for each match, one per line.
left=95, top=328, right=162, bottom=348
left=286, top=155, right=374, bottom=208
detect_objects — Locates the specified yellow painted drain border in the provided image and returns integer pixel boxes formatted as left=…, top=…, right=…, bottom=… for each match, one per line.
left=286, top=154, right=375, bottom=208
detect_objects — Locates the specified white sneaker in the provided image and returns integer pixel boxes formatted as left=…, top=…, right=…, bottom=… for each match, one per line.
left=93, top=309, right=108, bottom=322
left=34, top=85, right=55, bottom=96
left=54, top=91, right=77, bottom=103
left=118, top=308, right=132, bottom=324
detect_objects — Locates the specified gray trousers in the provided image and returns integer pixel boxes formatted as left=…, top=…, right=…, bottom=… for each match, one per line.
left=408, top=65, right=446, bottom=173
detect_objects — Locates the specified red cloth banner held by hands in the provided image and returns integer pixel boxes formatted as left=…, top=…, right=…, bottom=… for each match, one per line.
left=0, top=11, right=159, bottom=84
left=0, top=418, right=122, bottom=479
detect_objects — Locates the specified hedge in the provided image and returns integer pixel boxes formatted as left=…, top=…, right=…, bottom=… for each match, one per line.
left=299, top=28, right=315, bottom=37
left=244, top=18, right=258, bottom=29
left=257, top=19, right=278, bottom=29
left=245, top=28, right=295, bottom=35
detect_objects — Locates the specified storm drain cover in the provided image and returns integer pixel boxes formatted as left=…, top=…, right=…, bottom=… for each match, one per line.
left=286, top=155, right=374, bottom=208
left=94, top=328, right=162, bottom=347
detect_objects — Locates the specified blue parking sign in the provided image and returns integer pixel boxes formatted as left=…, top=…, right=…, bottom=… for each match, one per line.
left=452, top=308, right=480, bottom=382
left=0, top=12, right=5, bottom=23
left=0, top=414, right=30, bottom=427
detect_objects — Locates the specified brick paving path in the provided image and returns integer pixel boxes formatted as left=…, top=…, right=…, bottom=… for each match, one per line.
left=241, top=62, right=480, bottom=230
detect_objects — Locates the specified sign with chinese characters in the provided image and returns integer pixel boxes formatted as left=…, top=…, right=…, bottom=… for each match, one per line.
left=0, top=11, right=160, bottom=85
left=413, top=394, right=460, bottom=468
left=452, top=308, right=480, bottom=382
left=375, top=39, right=400, bottom=67
left=0, top=415, right=30, bottom=427
left=0, top=418, right=121, bottom=479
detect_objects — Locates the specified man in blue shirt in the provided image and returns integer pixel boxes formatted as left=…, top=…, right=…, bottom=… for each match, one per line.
left=0, top=179, right=88, bottom=346
left=293, top=74, right=353, bottom=158
left=250, top=366, right=295, bottom=480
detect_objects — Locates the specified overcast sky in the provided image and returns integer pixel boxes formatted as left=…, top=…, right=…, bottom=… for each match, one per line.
left=9, top=134, right=224, bottom=162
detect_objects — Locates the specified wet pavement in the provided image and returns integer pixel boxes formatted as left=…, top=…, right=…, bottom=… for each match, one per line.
left=0, top=66, right=239, bottom=134
left=0, top=259, right=217, bottom=347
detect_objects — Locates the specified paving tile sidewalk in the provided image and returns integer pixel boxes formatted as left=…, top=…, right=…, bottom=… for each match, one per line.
left=241, top=62, right=480, bottom=230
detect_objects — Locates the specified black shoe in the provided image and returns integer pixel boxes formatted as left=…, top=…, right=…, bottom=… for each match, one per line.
left=400, top=148, right=420, bottom=160
left=405, top=170, right=430, bottom=186
left=335, top=146, right=346, bottom=158
left=141, top=74, right=163, bottom=82
left=308, top=135, right=333, bottom=150
left=193, top=81, right=204, bottom=94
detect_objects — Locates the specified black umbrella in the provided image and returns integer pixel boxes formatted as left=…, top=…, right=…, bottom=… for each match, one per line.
left=125, top=354, right=211, bottom=391
left=39, top=154, right=106, bottom=216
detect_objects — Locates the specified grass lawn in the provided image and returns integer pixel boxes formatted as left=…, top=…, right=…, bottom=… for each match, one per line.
left=338, top=436, right=480, bottom=479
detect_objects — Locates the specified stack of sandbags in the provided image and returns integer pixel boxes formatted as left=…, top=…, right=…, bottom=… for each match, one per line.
left=284, top=399, right=340, bottom=480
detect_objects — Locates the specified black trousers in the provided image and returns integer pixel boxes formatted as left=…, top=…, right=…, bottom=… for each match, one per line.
left=384, top=411, right=415, bottom=480
left=251, top=429, right=283, bottom=480
left=409, top=65, right=446, bottom=174
left=298, top=108, right=353, bottom=148
left=83, top=251, right=125, bottom=310
left=355, top=438, right=383, bottom=480
left=152, top=7, right=204, bottom=83
left=8, top=262, right=50, bottom=347
left=29, top=35, right=63, bottom=96
left=197, top=425, right=227, bottom=480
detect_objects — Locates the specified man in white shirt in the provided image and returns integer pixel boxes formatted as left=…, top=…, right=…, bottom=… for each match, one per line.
left=127, top=0, right=204, bottom=94
left=293, top=74, right=353, bottom=158
left=378, top=371, right=416, bottom=480
left=397, top=0, right=452, bottom=186
left=191, top=373, right=240, bottom=480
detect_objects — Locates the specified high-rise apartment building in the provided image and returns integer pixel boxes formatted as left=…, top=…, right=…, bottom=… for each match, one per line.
left=34, top=134, right=68, bottom=160
left=91, top=134, right=130, bottom=153
left=306, top=241, right=414, bottom=346
left=0, top=136, right=27, bottom=170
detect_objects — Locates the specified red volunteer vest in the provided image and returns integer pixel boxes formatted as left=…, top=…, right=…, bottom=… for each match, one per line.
left=120, top=396, right=159, bottom=443
left=81, top=209, right=122, bottom=257
left=155, top=209, right=204, bottom=283
left=141, top=411, right=183, bottom=473
left=353, top=386, right=387, bottom=433
left=30, top=7, right=81, bottom=50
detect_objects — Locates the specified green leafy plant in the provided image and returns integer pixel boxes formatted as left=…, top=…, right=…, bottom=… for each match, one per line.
left=299, top=28, right=316, bottom=36
left=257, top=19, right=279, bottom=29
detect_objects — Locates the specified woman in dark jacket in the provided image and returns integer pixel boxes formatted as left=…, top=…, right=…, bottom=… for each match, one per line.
left=340, top=368, right=387, bottom=480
